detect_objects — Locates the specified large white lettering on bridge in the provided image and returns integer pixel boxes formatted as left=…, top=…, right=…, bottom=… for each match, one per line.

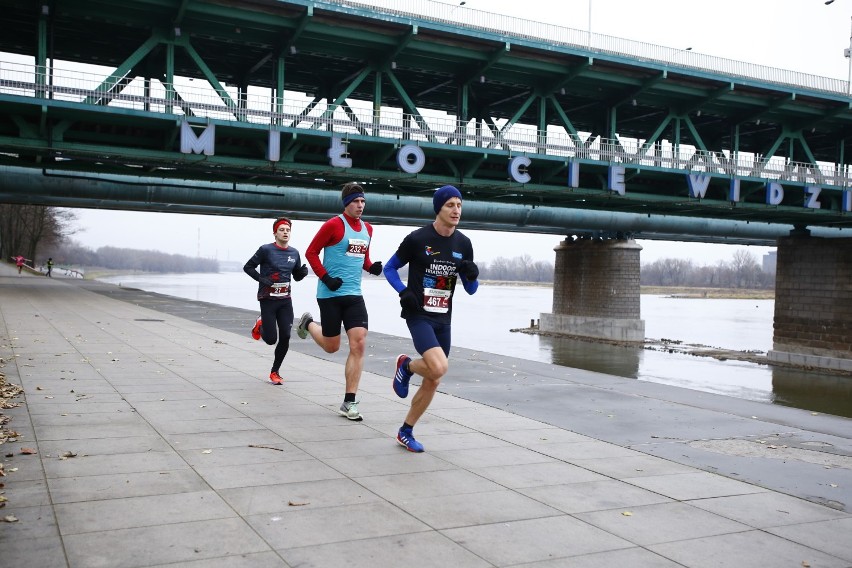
left=175, top=124, right=837, bottom=210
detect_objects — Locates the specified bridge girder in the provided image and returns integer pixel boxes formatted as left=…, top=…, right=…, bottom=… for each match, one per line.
left=0, top=0, right=851, bottom=236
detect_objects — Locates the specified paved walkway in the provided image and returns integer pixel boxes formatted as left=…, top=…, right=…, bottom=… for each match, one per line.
left=1, top=263, right=851, bottom=567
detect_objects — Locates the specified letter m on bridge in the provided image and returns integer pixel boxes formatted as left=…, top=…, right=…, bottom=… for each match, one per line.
left=180, top=121, right=215, bottom=156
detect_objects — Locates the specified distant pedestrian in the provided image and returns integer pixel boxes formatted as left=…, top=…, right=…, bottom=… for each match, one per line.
left=383, top=185, right=479, bottom=452
left=244, top=218, right=309, bottom=385
left=295, top=182, right=383, bottom=421
left=46, top=258, right=53, bottom=278
left=13, top=255, right=26, bottom=275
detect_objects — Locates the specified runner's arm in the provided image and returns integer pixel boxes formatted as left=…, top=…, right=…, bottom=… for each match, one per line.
left=243, top=249, right=272, bottom=286
left=461, top=274, right=479, bottom=295
left=243, top=250, right=262, bottom=281
left=460, top=251, right=479, bottom=294
left=361, top=222, right=374, bottom=270
left=383, top=253, right=406, bottom=293
left=305, top=218, right=344, bottom=278
left=292, top=251, right=309, bottom=281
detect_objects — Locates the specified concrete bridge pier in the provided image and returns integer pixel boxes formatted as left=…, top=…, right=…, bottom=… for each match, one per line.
left=540, top=236, right=645, bottom=342
left=769, top=233, right=852, bottom=373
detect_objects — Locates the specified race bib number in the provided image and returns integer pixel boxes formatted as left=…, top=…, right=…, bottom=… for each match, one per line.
left=270, top=282, right=291, bottom=298
left=345, top=238, right=368, bottom=258
left=423, top=287, right=450, bottom=313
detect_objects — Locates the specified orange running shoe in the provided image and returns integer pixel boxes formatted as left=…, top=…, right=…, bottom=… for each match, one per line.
left=269, top=371, right=283, bottom=385
left=251, top=316, right=262, bottom=340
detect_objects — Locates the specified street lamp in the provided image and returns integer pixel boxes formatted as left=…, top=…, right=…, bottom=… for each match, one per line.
left=449, top=1, right=466, bottom=20
left=587, top=0, right=592, bottom=50
left=825, top=0, right=852, bottom=96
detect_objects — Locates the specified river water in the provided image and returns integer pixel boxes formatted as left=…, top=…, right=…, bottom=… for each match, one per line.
left=97, top=271, right=852, bottom=418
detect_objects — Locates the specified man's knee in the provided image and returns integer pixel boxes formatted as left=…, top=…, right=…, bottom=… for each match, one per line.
left=420, top=375, right=442, bottom=392
left=421, top=353, right=448, bottom=380
left=349, top=337, right=366, bottom=357
left=427, top=360, right=448, bottom=378
left=346, top=328, right=367, bottom=356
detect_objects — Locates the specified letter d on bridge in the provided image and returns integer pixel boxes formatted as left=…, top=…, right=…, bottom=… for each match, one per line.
left=766, top=182, right=784, bottom=205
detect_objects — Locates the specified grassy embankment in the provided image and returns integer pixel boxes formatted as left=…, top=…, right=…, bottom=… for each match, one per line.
left=639, top=286, right=774, bottom=299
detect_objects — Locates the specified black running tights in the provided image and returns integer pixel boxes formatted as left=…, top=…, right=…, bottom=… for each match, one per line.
left=259, top=299, right=294, bottom=373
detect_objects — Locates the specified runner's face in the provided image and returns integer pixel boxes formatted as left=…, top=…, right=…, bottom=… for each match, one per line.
left=274, top=223, right=291, bottom=247
left=437, top=197, right=462, bottom=227
left=345, top=197, right=365, bottom=219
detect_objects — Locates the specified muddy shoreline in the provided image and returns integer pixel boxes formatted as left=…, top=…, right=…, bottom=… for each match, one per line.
left=511, top=327, right=852, bottom=377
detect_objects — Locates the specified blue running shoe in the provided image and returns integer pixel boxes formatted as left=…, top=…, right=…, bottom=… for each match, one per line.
left=393, top=354, right=412, bottom=398
left=396, top=428, right=424, bottom=452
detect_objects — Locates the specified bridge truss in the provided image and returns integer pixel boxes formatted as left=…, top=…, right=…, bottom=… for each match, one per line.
left=1, top=0, right=851, bottom=237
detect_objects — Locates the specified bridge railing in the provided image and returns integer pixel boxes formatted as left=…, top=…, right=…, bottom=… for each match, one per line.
left=1, top=59, right=848, bottom=188
left=326, top=0, right=848, bottom=97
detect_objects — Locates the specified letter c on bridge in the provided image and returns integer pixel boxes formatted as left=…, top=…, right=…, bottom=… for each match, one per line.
left=509, top=156, right=531, bottom=184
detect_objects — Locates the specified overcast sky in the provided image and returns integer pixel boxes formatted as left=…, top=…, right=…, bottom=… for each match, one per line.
left=66, top=0, right=846, bottom=266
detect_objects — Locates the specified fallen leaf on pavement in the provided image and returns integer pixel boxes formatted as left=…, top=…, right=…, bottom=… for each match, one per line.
left=20, top=448, right=37, bottom=455
left=288, top=501, right=309, bottom=506
left=3, top=515, right=18, bottom=522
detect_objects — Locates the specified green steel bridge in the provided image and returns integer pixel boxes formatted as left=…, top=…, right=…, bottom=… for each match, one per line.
left=1, top=0, right=852, bottom=244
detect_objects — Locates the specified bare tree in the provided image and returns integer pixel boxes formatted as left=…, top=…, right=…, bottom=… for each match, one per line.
left=730, top=249, right=760, bottom=288
left=641, top=251, right=773, bottom=290
left=0, top=205, right=76, bottom=263
left=649, top=258, right=694, bottom=285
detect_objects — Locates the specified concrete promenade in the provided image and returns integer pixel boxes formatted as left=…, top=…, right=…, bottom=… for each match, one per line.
left=1, top=264, right=851, bottom=567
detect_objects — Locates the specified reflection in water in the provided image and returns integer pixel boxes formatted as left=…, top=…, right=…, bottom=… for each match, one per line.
left=542, top=332, right=852, bottom=419
left=540, top=334, right=641, bottom=379
left=772, top=368, right=852, bottom=418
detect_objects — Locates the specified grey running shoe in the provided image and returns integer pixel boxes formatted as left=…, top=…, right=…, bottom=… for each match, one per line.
left=296, top=312, right=313, bottom=340
left=339, top=401, right=362, bottom=421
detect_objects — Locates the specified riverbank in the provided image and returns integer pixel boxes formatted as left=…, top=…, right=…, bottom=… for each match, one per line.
left=641, top=286, right=775, bottom=299
left=451, top=280, right=776, bottom=299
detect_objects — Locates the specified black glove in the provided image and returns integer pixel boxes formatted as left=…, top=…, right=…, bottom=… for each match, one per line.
left=293, top=264, right=309, bottom=281
left=458, top=260, right=479, bottom=281
left=259, top=276, right=274, bottom=287
left=321, top=274, right=343, bottom=291
left=368, top=261, right=383, bottom=276
left=399, top=288, right=419, bottom=311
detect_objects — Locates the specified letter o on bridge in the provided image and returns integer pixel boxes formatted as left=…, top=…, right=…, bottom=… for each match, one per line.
left=397, top=144, right=425, bottom=174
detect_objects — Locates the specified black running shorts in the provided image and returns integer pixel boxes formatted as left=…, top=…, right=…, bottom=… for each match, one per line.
left=317, top=295, right=368, bottom=337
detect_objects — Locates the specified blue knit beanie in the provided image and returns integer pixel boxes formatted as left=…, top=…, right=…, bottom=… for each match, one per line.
left=433, top=185, right=462, bottom=213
